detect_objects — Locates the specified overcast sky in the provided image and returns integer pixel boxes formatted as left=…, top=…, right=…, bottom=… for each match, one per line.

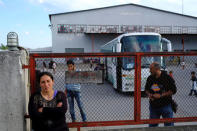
left=0, top=0, right=196, bottom=49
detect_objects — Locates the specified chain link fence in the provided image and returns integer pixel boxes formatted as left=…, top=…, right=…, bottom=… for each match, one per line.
left=34, top=56, right=134, bottom=123
left=31, top=53, right=197, bottom=126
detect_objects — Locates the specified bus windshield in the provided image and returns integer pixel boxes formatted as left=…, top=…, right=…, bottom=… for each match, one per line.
left=121, top=35, right=162, bottom=69
left=121, top=35, right=161, bottom=52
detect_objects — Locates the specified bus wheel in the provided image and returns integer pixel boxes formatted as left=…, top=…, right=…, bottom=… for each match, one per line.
left=114, top=88, right=121, bottom=93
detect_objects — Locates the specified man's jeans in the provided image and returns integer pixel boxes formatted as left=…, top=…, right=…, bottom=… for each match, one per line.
left=149, top=104, right=174, bottom=127
left=67, top=90, right=87, bottom=122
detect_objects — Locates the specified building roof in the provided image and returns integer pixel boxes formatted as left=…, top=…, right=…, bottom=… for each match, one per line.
left=49, top=3, right=197, bottom=21
left=29, top=47, right=52, bottom=53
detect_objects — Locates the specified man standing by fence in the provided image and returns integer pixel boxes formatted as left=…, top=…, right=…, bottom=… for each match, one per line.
left=145, top=62, right=177, bottom=127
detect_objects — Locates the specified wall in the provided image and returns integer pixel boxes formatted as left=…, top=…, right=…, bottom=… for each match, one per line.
left=0, top=50, right=30, bottom=131
left=52, top=33, right=118, bottom=53
left=50, top=4, right=197, bottom=53
left=163, top=34, right=197, bottom=51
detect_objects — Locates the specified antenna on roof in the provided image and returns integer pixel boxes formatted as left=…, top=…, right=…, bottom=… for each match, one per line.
left=182, top=0, right=184, bottom=14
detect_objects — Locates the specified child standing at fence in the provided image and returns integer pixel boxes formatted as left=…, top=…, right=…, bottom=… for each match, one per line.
left=65, top=60, right=87, bottom=122
left=189, top=71, right=197, bottom=96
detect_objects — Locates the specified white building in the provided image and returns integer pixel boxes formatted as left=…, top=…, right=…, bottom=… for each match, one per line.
left=49, top=3, right=197, bottom=53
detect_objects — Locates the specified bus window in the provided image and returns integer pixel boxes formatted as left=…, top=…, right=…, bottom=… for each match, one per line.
left=141, top=56, right=162, bottom=68
left=122, top=57, right=135, bottom=70
left=121, top=35, right=161, bottom=52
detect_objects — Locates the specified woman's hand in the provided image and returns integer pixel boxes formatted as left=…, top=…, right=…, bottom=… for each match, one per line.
left=38, top=108, right=43, bottom=113
left=57, top=102, right=63, bottom=107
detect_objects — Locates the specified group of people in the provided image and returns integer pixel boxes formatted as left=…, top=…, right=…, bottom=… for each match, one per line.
left=28, top=60, right=86, bottom=131
left=42, top=61, right=57, bottom=74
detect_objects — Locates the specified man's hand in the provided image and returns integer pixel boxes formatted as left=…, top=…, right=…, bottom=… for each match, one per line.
left=148, top=93, right=152, bottom=98
left=152, top=93, right=161, bottom=99
left=38, top=108, right=43, bottom=113
left=147, top=93, right=154, bottom=101
left=57, top=102, right=63, bottom=107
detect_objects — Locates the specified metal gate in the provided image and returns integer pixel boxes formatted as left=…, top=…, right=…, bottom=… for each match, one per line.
left=27, top=52, right=197, bottom=130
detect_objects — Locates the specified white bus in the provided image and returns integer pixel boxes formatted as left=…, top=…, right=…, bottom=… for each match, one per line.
left=101, top=32, right=172, bottom=92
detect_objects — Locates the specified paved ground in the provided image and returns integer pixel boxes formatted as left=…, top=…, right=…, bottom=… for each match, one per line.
left=88, top=125, right=197, bottom=131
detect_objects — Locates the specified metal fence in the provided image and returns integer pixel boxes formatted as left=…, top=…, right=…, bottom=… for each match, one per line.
left=28, top=52, right=197, bottom=130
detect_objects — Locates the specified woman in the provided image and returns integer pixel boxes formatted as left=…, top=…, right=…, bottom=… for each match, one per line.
left=28, top=72, right=69, bottom=131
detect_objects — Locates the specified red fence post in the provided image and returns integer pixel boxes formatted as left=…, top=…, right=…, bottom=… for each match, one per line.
left=91, top=34, right=95, bottom=52
left=30, top=55, right=36, bottom=94
left=134, top=54, right=141, bottom=122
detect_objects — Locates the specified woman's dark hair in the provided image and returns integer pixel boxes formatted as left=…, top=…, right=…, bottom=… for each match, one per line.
left=191, top=71, right=195, bottom=75
left=38, top=71, right=54, bottom=82
left=67, top=59, right=75, bottom=65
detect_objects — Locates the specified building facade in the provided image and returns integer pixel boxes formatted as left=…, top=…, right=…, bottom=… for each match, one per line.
left=49, top=3, right=197, bottom=53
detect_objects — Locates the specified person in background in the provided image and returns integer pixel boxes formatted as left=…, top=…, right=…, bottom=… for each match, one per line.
left=49, top=61, right=53, bottom=69
left=65, top=60, right=87, bottom=122
left=52, top=61, right=57, bottom=74
left=145, top=62, right=177, bottom=127
left=169, top=70, right=173, bottom=78
left=177, top=56, right=181, bottom=67
left=189, top=71, right=197, bottom=96
left=42, top=61, right=47, bottom=72
left=28, top=72, right=69, bottom=131
left=94, top=63, right=101, bottom=71
left=90, top=59, right=93, bottom=69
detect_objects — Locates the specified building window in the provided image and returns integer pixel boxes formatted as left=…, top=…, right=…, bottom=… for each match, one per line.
left=65, top=48, right=84, bottom=53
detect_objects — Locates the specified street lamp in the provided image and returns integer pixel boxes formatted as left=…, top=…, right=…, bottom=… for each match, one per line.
left=7, top=32, right=19, bottom=51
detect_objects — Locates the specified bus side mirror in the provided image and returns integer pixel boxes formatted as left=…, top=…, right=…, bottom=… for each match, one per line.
left=161, top=38, right=172, bottom=52
left=117, top=43, right=121, bottom=52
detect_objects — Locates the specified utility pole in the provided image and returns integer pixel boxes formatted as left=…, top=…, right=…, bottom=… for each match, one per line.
left=181, top=0, right=185, bottom=70
left=182, top=0, right=184, bottom=14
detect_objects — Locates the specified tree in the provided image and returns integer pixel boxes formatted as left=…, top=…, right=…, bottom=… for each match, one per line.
left=0, top=43, right=8, bottom=50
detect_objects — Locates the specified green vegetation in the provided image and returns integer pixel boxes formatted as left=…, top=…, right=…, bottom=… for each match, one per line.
left=0, top=43, right=8, bottom=50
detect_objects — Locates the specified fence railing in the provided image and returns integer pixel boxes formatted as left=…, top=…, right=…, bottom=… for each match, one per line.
left=28, top=52, right=197, bottom=130
left=57, top=24, right=197, bottom=34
